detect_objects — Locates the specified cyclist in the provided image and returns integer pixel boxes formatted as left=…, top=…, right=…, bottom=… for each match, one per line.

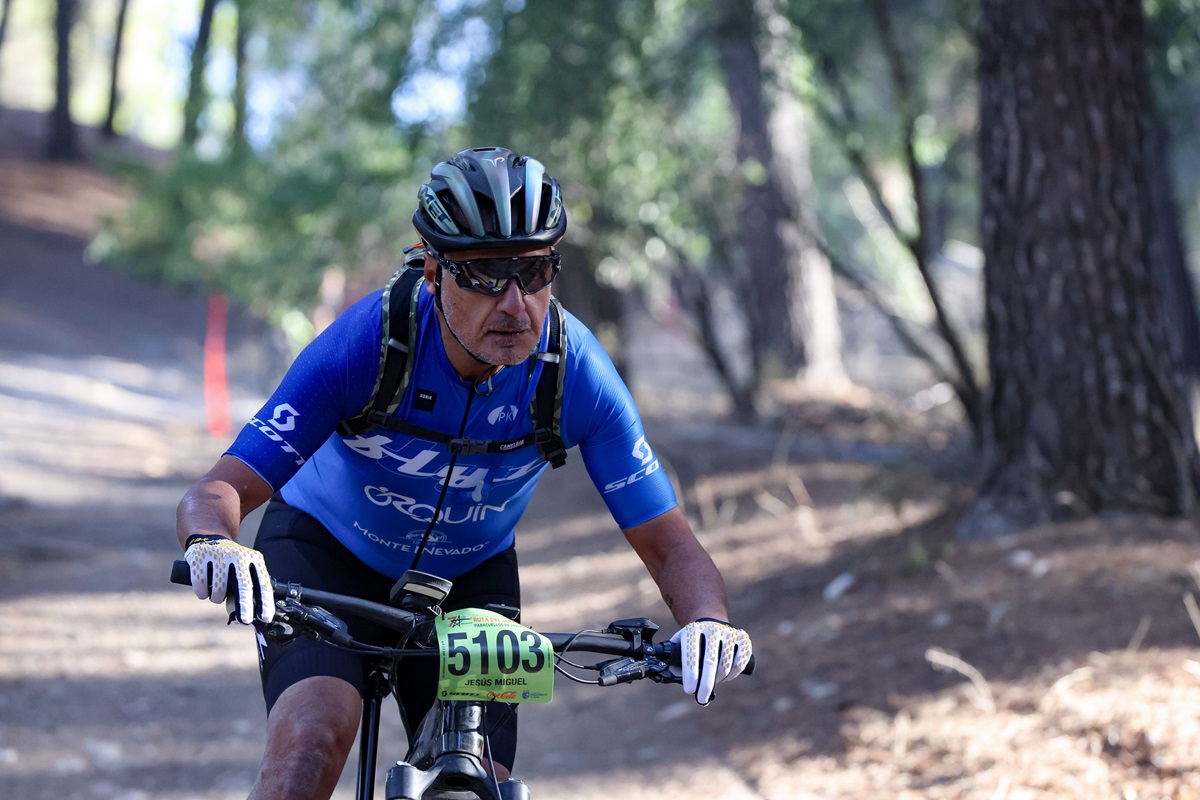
left=177, top=146, right=753, bottom=800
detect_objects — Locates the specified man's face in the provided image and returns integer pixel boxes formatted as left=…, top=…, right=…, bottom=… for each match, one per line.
left=424, top=244, right=554, bottom=374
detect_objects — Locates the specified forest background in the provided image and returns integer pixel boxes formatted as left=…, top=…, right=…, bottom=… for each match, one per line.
left=4, top=0, right=1200, bottom=798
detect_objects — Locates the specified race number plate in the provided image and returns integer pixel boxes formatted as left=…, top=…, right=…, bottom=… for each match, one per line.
left=435, top=608, right=554, bottom=703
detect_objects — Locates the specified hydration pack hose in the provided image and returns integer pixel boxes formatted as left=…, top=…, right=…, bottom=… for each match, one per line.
left=406, top=375, right=489, bottom=573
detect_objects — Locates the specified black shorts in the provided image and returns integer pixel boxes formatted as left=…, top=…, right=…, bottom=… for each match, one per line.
left=252, top=496, right=521, bottom=770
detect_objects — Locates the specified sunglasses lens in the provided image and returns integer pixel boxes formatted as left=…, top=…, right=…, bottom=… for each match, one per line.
left=446, top=254, right=559, bottom=296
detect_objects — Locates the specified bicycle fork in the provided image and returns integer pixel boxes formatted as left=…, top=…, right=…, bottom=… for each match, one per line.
left=385, top=700, right=530, bottom=800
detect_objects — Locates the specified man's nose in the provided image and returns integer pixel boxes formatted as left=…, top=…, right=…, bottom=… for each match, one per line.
left=494, top=278, right=526, bottom=312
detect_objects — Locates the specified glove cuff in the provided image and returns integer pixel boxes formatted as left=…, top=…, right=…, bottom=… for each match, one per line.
left=184, top=533, right=231, bottom=549
left=695, top=617, right=731, bottom=626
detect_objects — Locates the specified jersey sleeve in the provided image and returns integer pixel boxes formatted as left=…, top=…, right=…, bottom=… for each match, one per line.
left=224, top=292, right=383, bottom=491
left=560, top=316, right=679, bottom=530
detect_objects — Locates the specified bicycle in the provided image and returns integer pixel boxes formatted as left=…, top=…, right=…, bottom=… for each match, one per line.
left=170, top=560, right=755, bottom=800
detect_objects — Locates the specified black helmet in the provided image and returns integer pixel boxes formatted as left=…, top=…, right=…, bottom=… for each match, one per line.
left=413, top=147, right=567, bottom=253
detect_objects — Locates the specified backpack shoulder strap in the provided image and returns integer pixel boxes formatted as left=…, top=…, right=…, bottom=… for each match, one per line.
left=340, top=276, right=569, bottom=469
left=337, top=264, right=425, bottom=437
left=531, top=297, right=568, bottom=469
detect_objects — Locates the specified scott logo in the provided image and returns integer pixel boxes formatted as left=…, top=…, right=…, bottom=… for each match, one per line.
left=488, top=405, right=520, bottom=425
left=269, top=403, right=300, bottom=432
left=632, top=436, right=654, bottom=465
left=602, top=436, right=661, bottom=494
left=249, top=415, right=304, bottom=466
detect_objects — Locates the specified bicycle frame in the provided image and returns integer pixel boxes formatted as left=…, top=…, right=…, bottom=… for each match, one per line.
left=386, top=699, right=528, bottom=800
left=355, top=670, right=526, bottom=800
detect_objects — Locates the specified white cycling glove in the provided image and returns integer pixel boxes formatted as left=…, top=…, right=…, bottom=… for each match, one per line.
left=183, top=534, right=275, bottom=625
left=670, top=618, right=753, bottom=705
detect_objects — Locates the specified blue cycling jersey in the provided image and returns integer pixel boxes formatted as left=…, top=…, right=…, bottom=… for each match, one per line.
left=226, top=287, right=678, bottom=580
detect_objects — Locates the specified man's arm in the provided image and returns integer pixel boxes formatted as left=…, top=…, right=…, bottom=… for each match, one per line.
left=622, top=506, right=731, bottom=626
left=176, top=454, right=274, bottom=548
left=624, top=505, right=752, bottom=705
left=176, top=455, right=276, bottom=624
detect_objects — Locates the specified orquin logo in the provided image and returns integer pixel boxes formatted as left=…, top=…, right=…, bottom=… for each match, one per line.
left=363, top=484, right=516, bottom=524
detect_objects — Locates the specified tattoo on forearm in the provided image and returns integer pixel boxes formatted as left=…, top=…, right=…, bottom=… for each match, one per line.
left=664, top=594, right=676, bottom=611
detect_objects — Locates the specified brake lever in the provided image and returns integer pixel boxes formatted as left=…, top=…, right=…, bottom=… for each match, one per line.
left=263, top=619, right=297, bottom=643
left=597, top=657, right=650, bottom=686
left=597, top=656, right=680, bottom=686
left=277, top=599, right=353, bottom=646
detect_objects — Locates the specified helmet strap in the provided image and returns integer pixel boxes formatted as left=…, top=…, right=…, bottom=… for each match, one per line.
left=434, top=263, right=504, bottom=373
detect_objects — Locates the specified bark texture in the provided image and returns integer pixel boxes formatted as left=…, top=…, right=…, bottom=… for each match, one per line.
left=963, top=0, right=1200, bottom=538
left=714, top=0, right=845, bottom=388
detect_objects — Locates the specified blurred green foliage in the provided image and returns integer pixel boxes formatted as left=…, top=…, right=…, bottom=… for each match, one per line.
left=60, top=0, right=1200, bottom=405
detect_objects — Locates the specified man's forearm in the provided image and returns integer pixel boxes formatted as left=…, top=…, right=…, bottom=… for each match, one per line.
left=653, top=546, right=731, bottom=626
left=176, top=478, right=244, bottom=549
left=623, top=507, right=732, bottom=626
left=176, top=455, right=273, bottom=549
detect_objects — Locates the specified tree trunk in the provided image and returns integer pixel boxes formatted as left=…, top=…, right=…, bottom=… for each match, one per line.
left=230, top=0, right=249, bottom=160
left=713, top=0, right=796, bottom=383
left=550, top=240, right=627, bottom=375
left=183, top=0, right=220, bottom=149
left=756, top=0, right=846, bottom=390
left=46, top=0, right=79, bottom=160
left=102, top=0, right=131, bottom=138
left=962, top=0, right=1200, bottom=538
left=714, top=0, right=846, bottom=392
left=0, top=0, right=12, bottom=95
left=1143, top=97, right=1200, bottom=375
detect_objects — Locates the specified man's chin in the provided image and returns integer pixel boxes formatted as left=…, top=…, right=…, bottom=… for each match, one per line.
left=482, top=334, right=538, bottom=365
left=490, top=346, right=538, bottom=366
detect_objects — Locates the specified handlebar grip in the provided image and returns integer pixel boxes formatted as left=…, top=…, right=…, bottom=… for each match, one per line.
left=171, top=559, right=191, bottom=586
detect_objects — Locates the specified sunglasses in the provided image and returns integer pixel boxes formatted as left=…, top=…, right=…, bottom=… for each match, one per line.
left=434, top=251, right=561, bottom=297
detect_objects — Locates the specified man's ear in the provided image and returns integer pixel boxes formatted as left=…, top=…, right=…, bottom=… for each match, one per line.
left=423, top=252, right=438, bottom=294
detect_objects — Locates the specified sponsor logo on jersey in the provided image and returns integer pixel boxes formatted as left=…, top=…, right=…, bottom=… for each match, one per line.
left=632, top=435, right=654, bottom=465
left=487, top=405, right=520, bottom=425
left=269, top=403, right=300, bottom=432
left=249, top=406, right=305, bottom=466
left=342, top=437, right=542, bottom=490
left=364, top=485, right=516, bottom=524
left=415, top=389, right=437, bottom=412
left=352, top=519, right=488, bottom=556
left=602, top=436, right=660, bottom=494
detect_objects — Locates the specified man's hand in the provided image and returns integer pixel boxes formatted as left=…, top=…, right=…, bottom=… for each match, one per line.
left=183, top=534, right=275, bottom=624
left=670, top=618, right=752, bottom=705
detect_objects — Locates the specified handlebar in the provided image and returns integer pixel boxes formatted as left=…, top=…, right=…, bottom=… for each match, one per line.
left=170, top=559, right=755, bottom=678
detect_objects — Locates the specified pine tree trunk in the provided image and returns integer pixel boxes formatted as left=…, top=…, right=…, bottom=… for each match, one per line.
left=230, top=0, right=249, bottom=160
left=0, top=0, right=12, bottom=94
left=46, top=0, right=79, bottom=160
left=182, top=0, right=220, bottom=148
left=714, top=0, right=846, bottom=391
left=757, top=0, right=846, bottom=389
left=715, top=0, right=795, bottom=383
left=102, top=0, right=131, bottom=138
left=962, top=0, right=1200, bottom=538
